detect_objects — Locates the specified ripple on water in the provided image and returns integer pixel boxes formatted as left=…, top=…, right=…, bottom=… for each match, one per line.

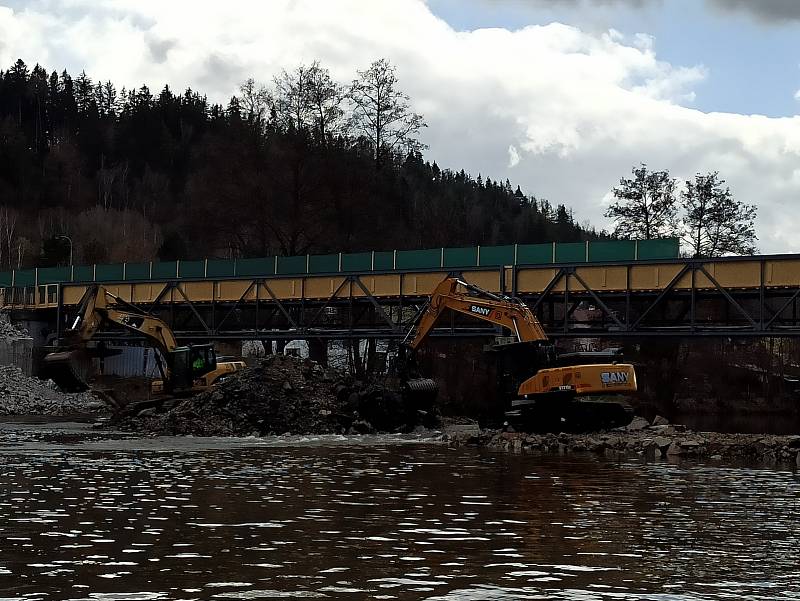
left=0, top=433, right=799, bottom=599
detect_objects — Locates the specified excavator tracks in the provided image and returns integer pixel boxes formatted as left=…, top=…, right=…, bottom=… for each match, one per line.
left=505, top=393, right=634, bottom=433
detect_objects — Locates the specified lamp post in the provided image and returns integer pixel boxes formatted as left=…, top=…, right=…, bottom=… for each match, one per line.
left=57, top=235, right=73, bottom=266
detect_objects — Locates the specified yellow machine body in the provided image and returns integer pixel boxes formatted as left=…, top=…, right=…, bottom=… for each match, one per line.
left=517, top=363, right=637, bottom=397
left=151, top=360, right=246, bottom=394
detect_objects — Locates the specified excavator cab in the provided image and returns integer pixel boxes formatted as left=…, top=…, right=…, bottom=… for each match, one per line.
left=166, top=344, right=217, bottom=393
left=491, top=341, right=557, bottom=403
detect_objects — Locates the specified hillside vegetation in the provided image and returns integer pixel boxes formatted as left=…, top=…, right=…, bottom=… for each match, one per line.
left=0, top=58, right=601, bottom=269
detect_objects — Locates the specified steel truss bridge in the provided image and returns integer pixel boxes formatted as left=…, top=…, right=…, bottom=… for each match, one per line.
left=8, top=254, right=800, bottom=343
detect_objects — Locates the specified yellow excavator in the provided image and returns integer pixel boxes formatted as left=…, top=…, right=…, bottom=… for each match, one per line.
left=402, top=276, right=638, bottom=431
left=41, top=285, right=244, bottom=398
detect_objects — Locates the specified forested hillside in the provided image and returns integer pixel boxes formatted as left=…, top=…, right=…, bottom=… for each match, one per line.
left=0, top=58, right=602, bottom=269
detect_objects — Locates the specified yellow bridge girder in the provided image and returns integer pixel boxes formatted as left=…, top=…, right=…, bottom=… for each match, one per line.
left=4, top=256, right=800, bottom=311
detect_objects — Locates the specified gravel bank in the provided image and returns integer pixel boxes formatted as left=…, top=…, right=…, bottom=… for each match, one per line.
left=443, top=417, right=800, bottom=465
left=0, top=365, right=107, bottom=416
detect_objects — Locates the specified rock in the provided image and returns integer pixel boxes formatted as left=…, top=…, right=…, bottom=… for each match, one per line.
left=627, top=416, right=650, bottom=431
left=349, top=419, right=375, bottom=434
left=666, top=442, right=683, bottom=456
left=642, top=439, right=657, bottom=460
left=161, top=398, right=183, bottom=411
left=444, top=424, right=481, bottom=437
left=678, top=440, right=702, bottom=455
left=650, top=425, right=678, bottom=435
left=282, top=381, right=294, bottom=392
left=586, top=438, right=605, bottom=452
left=137, top=407, right=157, bottom=418
left=653, top=436, right=673, bottom=452
left=652, top=415, right=670, bottom=427
left=787, top=436, right=800, bottom=449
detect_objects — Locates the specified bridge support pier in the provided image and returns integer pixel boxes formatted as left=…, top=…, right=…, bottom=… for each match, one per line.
left=308, top=338, right=328, bottom=366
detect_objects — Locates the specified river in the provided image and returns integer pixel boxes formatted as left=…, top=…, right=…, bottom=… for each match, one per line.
left=0, top=422, right=799, bottom=600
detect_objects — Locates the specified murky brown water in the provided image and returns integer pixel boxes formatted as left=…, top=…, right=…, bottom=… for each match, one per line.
left=1, top=423, right=799, bottom=600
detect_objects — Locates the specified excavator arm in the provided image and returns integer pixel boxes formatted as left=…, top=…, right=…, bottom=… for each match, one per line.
left=43, top=285, right=180, bottom=392
left=405, top=277, right=547, bottom=350
left=64, top=285, right=177, bottom=356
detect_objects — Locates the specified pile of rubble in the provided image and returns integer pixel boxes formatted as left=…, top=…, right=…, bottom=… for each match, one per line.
left=0, top=365, right=107, bottom=415
left=0, top=314, right=29, bottom=339
left=116, top=355, right=431, bottom=436
left=443, top=415, right=800, bottom=466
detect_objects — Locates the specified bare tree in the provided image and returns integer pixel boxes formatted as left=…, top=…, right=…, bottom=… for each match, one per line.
left=239, top=78, right=271, bottom=127
left=605, top=164, right=678, bottom=240
left=15, top=237, right=30, bottom=269
left=305, top=62, right=344, bottom=141
left=272, top=64, right=315, bottom=132
left=348, top=58, right=426, bottom=166
left=0, top=206, right=19, bottom=269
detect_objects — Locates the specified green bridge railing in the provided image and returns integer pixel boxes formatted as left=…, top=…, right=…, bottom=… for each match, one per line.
left=0, top=239, right=679, bottom=288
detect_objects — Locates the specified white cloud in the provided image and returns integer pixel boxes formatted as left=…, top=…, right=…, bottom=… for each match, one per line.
left=0, top=0, right=798, bottom=252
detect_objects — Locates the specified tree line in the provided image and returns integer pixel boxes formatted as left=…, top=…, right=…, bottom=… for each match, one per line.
left=605, top=165, right=758, bottom=257
left=0, top=58, right=597, bottom=270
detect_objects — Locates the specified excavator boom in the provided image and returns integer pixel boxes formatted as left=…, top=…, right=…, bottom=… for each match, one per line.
left=64, top=286, right=177, bottom=355
left=405, top=278, right=547, bottom=349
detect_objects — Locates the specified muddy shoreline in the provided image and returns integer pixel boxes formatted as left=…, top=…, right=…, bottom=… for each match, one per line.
left=442, top=423, right=800, bottom=466
left=3, top=354, right=800, bottom=467
left=1, top=413, right=799, bottom=468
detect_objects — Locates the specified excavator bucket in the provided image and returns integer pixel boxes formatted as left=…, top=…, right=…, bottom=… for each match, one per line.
left=40, top=350, right=91, bottom=392
left=402, top=377, right=439, bottom=411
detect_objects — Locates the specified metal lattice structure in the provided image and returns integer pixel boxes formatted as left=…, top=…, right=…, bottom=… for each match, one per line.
left=9, top=254, right=800, bottom=343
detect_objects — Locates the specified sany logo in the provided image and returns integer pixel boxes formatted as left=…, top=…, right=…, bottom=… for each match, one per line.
left=601, top=371, right=629, bottom=386
left=470, top=305, right=491, bottom=316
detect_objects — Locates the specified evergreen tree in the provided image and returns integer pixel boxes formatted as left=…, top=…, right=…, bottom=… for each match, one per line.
left=605, top=164, right=678, bottom=240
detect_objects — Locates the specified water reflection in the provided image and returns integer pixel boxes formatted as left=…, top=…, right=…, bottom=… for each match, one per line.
left=0, top=426, right=798, bottom=599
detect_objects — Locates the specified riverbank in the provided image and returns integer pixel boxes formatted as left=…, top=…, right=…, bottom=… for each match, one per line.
left=443, top=420, right=800, bottom=466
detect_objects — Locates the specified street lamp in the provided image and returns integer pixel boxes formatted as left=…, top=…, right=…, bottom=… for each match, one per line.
left=56, top=235, right=73, bottom=266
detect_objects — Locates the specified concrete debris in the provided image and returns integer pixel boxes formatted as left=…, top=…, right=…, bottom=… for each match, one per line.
left=626, top=416, right=650, bottom=431
left=652, top=415, right=670, bottom=427
left=0, top=313, right=29, bottom=340
left=443, top=426, right=800, bottom=466
left=0, top=365, right=106, bottom=415
left=116, top=354, right=434, bottom=436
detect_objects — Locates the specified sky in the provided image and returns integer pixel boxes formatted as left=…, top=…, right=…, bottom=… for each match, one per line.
left=1, top=0, right=800, bottom=252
